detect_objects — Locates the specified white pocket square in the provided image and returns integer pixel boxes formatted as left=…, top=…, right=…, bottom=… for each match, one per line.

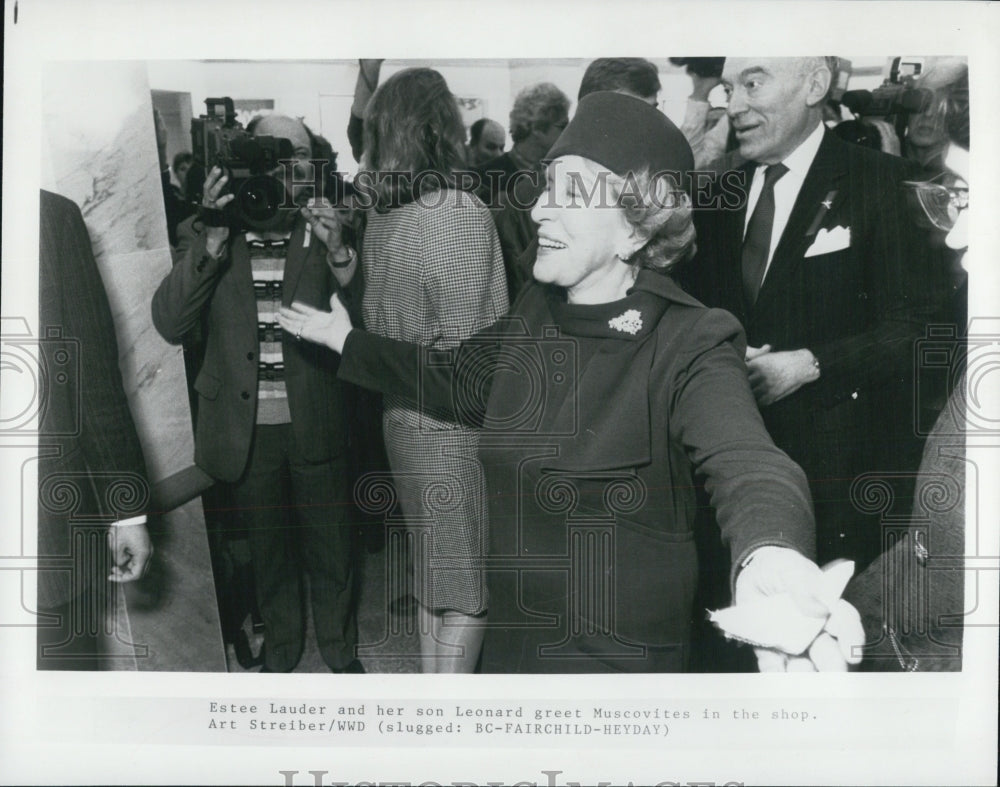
left=805, top=225, right=851, bottom=257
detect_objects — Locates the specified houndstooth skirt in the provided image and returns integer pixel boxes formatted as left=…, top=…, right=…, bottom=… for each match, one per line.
left=382, top=407, right=488, bottom=616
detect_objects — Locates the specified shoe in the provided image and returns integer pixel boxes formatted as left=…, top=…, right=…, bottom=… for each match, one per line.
left=331, top=659, right=365, bottom=674
left=233, top=630, right=263, bottom=670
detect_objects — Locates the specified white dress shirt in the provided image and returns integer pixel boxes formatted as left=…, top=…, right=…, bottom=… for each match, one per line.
left=743, top=121, right=825, bottom=282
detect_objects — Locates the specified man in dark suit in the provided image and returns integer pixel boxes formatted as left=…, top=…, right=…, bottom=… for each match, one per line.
left=152, top=115, right=362, bottom=673
left=38, top=189, right=153, bottom=670
left=683, top=57, right=948, bottom=568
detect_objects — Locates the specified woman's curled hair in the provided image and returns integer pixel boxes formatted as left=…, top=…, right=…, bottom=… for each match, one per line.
left=610, top=168, right=696, bottom=272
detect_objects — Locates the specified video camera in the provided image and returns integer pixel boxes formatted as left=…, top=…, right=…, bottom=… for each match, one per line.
left=841, top=57, right=933, bottom=117
left=190, top=97, right=298, bottom=232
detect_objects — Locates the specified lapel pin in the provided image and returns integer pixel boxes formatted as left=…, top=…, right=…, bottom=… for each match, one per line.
left=806, top=189, right=839, bottom=237
left=609, top=309, right=643, bottom=335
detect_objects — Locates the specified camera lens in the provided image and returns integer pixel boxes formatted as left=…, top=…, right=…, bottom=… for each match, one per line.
left=236, top=175, right=286, bottom=230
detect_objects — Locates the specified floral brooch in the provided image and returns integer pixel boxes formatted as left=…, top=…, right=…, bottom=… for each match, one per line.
left=608, top=309, right=643, bottom=335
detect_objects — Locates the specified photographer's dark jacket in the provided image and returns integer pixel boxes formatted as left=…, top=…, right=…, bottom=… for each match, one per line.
left=152, top=217, right=351, bottom=482
left=339, top=270, right=815, bottom=672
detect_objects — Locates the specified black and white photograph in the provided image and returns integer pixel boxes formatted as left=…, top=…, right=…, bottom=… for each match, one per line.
left=1, top=1, right=998, bottom=785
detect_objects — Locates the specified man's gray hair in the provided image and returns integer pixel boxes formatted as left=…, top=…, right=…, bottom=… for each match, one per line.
left=509, top=82, right=571, bottom=143
left=799, top=56, right=839, bottom=99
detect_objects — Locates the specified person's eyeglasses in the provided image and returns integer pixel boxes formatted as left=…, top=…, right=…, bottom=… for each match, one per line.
left=903, top=172, right=969, bottom=232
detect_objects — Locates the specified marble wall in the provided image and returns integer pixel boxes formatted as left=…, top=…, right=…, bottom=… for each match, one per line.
left=40, top=61, right=224, bottom=671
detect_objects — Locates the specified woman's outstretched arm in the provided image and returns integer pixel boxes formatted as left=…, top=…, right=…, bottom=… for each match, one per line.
left=279, top=296, right=501, bottom=427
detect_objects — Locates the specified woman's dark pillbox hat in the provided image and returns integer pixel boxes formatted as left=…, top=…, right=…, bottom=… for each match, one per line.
left=546, top=91, right=694, bottom=178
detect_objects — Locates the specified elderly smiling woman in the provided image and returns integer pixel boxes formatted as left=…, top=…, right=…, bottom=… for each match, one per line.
left=280, top=92, right=861, bottom=673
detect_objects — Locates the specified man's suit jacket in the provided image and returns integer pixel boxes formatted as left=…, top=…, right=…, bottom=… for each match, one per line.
left=152, top=217, right=352, bottom=483
left=682, top=131, right=948, bottom=536
left=38, top=190, right=149, bottom=608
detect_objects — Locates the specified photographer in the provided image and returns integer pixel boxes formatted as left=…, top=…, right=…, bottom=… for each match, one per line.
left=902, top=59, right=968, bottom=178
left=152, top=114, right=363, bottom=674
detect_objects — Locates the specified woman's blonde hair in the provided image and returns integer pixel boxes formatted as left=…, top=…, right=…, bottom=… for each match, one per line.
left=609, top=167, right=696, bottom=272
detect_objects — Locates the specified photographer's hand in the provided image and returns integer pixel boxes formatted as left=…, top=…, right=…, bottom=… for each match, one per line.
left=303, top=199, right=357, bottom=286
left=202, top=166, right=234, bottom=257
left=302, top=198, right=347, bottom=253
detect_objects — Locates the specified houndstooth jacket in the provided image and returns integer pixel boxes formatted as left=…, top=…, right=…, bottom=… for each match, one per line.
left=361, top=188, right=509, bottom=428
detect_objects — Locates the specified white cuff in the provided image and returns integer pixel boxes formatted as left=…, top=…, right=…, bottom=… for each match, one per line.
left=110, top=515, right=147, bottom=528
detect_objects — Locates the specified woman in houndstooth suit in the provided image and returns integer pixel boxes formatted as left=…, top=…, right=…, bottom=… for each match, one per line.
left=355, top=68, right=508, bottom=672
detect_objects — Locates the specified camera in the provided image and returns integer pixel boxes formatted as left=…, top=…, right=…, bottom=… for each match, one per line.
left=190, top=97, right=298, bottom=232
left=841, top=57, right=933, bottom=117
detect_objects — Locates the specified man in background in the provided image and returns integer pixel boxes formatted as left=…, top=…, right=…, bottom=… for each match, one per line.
left=476, top=83, right=570, bottom=206
left=465, top=118, right=506, bottom=168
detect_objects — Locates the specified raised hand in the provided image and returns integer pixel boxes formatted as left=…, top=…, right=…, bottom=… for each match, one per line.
left=301, top=198, right=349, bottom=255
left=201, top=165, right=235, bottom=255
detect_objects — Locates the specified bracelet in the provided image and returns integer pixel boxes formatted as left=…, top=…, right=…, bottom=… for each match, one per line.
left=327, top=246, right=357, bottom=269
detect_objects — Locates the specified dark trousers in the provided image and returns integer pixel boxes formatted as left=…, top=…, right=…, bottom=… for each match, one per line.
left=230, top=423, right=357, bottom=672
left=203, top=483, right=260, bottom=646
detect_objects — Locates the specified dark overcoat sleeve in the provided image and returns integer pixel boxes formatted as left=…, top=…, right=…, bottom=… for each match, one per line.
left=666, top=307, right=816, bottom=583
